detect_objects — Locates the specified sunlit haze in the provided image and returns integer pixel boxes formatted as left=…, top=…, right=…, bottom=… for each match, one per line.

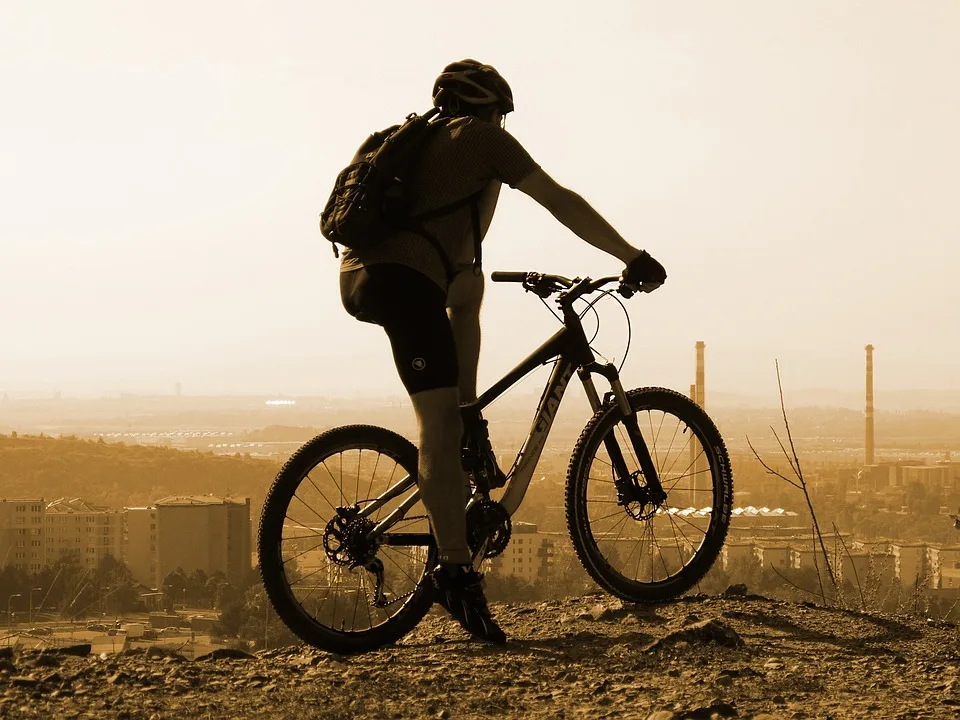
left=2, top=1, right=957, bottom=403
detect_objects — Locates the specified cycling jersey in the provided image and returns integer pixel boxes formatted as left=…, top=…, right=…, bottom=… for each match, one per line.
left=338, top=116, right=539, bottom=292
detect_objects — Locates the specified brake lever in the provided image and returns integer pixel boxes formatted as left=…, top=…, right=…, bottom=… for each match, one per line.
left=523, top=275, right=560, bottom=299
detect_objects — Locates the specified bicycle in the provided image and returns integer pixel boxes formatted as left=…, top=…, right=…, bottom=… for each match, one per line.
left=258, top=270, right=733, bottom=654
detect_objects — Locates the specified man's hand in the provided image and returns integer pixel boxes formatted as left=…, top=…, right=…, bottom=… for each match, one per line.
left=622, top=250, right=667, bottom=293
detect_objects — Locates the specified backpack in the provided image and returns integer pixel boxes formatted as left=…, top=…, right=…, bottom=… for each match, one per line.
left=319, top=107, right=483, bottom=284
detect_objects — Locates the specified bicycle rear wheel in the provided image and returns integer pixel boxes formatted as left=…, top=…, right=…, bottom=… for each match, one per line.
left=566, top=387, right=733, bottom=603
left=258, top=425, right=436, bottom=654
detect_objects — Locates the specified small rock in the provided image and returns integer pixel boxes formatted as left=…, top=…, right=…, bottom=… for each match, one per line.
left=590, top=604, right=614, bottom=621
left=763, top=659, right=785, bottom=670
left=46, top=644, right=91, bottom=658
left=107, top=672, right=130, bottom=685
left=721, top=583, right=748, bottom=597
left=41, top=671, right=62, bottom=685
left=644, top=618, right=744, bottom=652
left=194, top=648, right=256, bottom=662
left=646, top=712, right=676, bottom=720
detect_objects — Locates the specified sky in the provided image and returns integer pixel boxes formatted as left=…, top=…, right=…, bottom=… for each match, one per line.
left=2, top=1, right=958, bottom=403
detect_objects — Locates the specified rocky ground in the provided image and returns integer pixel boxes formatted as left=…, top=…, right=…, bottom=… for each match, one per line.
left=2, top=589, right=960, bottom=720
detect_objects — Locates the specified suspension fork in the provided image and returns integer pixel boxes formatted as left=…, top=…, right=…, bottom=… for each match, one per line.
left=580, top=364, right=666, bottom=505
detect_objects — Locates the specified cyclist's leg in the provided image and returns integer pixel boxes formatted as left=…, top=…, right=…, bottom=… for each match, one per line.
left=407, top=387, right=471, bottom=566
left=446, top=265, right=485, bottom=403
left=340, top=264, right=471, bottom=564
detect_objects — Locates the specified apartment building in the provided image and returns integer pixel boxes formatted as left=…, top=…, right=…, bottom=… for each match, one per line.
left=490, top=522, right=556, bottom=582
left=890, top=543, right=926, bottom=587
left=839, top=552, right=896, bottom=586
left=44, top=497, right=123, bottom=569
left=926, top=545, right=960, bottom=590
left=722, top=540, right=755, bottom=570
left=754, top=544, right=791, bottom=570
left=0, top=498, right=45, bottom=571
left=123, top=507, right=158, bottom=588
left=155, top=496, right=251, bottom=586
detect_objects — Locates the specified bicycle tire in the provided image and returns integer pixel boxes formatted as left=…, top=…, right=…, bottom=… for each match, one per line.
left=258, top=424, right=436, bottom=654
left=565, top=387, right=733, bottom=603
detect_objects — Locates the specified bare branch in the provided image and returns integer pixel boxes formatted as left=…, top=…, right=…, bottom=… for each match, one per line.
left=811, top=525, right=827, bottom=606
left=769, top=563, right=836, bottom=604
left=832, top=522, right=865, bottom=612
left=746, top=435, right=803, bottom=489
left=775, top=359, right=805, bottom=487
left=770, top=426, right=800, bottom=479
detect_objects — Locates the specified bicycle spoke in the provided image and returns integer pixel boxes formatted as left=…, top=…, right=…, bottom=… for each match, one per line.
left=647, top=410, right=665, bottom=474
left=569, top=389, right=731, bottom=600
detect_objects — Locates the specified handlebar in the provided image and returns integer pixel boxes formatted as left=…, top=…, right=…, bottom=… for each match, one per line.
left=490, top=271, right=643, bottom=302
left=489, top=271, right=529, bottom=284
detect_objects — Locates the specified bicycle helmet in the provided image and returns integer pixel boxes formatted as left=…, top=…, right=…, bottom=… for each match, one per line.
left=432, top=59, right=514, bottom=115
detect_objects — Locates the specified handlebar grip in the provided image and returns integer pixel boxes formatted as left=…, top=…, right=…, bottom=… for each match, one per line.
left=490, top=271, right=528, bottom=283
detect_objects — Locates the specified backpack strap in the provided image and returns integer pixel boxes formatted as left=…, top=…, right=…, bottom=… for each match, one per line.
left=408, top=189, right=485, bottom=286
left=469, top=196, right=482, bottom=276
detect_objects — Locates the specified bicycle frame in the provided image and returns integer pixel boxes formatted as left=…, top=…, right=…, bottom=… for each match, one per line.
left=362, top=275, right=661, bottom=549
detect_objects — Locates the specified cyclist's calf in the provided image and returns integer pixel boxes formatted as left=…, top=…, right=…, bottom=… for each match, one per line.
left=410, top=386, right=472, bottom=565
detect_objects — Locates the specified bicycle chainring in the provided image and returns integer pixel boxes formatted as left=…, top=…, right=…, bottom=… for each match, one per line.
left=466, top=500, right=511, bottom=559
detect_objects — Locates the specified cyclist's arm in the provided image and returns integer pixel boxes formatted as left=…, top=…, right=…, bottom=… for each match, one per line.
left=515, top=168, right=642, bottom=264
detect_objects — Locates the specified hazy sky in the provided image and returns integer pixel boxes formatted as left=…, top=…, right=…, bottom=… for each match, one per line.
left=2, top=1, right=957, bottom=402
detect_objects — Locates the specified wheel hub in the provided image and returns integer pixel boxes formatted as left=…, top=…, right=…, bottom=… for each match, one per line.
left=619, top=471, right=666, bottom=520
left=323, top=507, right=378, bottom=567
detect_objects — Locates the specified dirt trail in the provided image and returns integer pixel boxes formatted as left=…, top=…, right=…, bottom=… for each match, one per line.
left=2, top=592, right=958, bottom=719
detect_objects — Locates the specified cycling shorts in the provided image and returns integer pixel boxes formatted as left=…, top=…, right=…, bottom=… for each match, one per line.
left=340, top=264, right=458, bottom=395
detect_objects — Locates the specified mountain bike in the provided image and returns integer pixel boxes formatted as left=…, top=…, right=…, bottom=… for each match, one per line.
left=258, top=270, right=733, bottom=654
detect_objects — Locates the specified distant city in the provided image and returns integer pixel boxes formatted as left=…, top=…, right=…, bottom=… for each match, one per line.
left=3, top=341, right=960, bottom=652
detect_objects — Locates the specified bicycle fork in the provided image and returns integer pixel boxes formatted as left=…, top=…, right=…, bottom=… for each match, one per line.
left=579, top=365, right=667, bottom=508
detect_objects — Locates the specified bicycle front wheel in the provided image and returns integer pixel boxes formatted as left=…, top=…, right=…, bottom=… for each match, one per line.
left=258, top=425, right=436, bottom=654
left=566, top=387, right=733, bottom=603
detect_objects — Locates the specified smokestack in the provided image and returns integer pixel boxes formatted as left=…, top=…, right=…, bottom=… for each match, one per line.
left=865, top=344, right=875, bottom=465
left=695, top=342, right=705, bottom=409
left=689, top=383, right=697, bottom=482
left=689, top=343, right=707, bottom=509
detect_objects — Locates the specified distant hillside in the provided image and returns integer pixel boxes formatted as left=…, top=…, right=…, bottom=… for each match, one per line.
left=711, top=388, right=960, bottom=412
left=0, top=433, right=280, bottom=512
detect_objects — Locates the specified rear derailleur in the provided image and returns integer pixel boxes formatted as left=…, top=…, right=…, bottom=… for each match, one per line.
left=322, top=505, right=407, bottom=608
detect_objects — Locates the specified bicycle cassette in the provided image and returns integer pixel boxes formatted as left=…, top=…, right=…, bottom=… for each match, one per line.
left=466, top=500, right=511, bottom=559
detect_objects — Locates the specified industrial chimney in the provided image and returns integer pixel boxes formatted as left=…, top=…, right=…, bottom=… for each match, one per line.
left=695, top=342, right=705, bottom=409
left=689, top=383, right=697, bottom=480
left=865, top=344, right=875, bottom=466
left=686, top=343, right=707, bottom=509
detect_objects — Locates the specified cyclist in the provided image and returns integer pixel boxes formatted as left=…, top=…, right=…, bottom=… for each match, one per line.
left=339, top=59, right=667, bottom=644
